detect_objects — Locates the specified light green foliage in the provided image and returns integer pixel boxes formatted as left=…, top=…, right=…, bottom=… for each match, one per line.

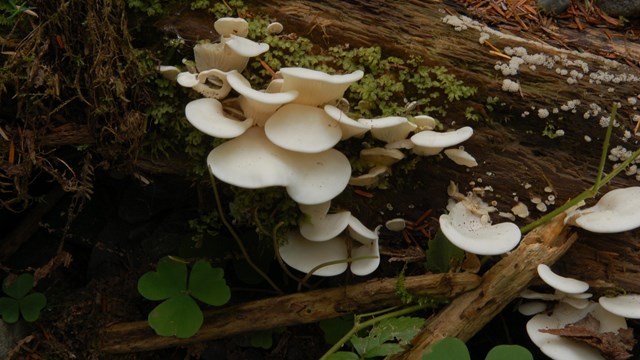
left=425, top=230, right=465, bottom=273
left=138, top=257, right=230, bottom=338
left=125, top=0, right=164, bottom=16
left=0, top=273, right=47, bottom=323
left=331, top=317, right=424, bottom=359
left=542, top=122, right=561, bottom=139
left=0, top=0, right=35, bottom=26
left=422, top=337, right=533, bottom=360
left=464, top=106, right=482, bottom=122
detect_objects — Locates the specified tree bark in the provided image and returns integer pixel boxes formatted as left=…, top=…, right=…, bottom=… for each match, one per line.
left=99, top=272, right=481, bottom=353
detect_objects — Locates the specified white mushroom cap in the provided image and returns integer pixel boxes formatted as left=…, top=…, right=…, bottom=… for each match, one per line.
left=225, top=34, right=269, bottom=58
left=214, top=17, right=249, bottom=38
left=227, top=70, right=298, bottom=125
left=358, top=116, right=417, bottom=143
left=299, top=211, right=351, bottom=242
left=599, top=294, right=640, bottom=319
left=177, top=68, right=232, bottom=99
left=185, top=98, right=253, bottom=138
left=349, top=165, right=389, bottom=187
left=444, top=148, right=478, bottom=167
left=265, top=104, right=342, bottom=153
left=518, top=301, right=547, bottom=316
left=412, top=115, right=437, bottom=131
left=207, top=127, right=351, bottom=205
left=351, top=237, right=380, bottom=276
left=360, top=148, right=405, bottom=166
left=566, top=187, right=640, bottom=233
left=346, top=216, right=378, bottom=245
left=193, top=42, right=247, bottom=73
left=537, top=264, right=590, bottom=295
left=323, top=105, right=371, bottom=140
left=278, top=67, right=364, bottom=106
left=527, top=302, right=626, bottom=360
left=385, top=218, right=406, bottom=232
left=266, top=22, right=284, bottom=35
left=439, top=201, right=521, bottom=255
left=158, top=65, right=180, bottom=81
left=279, top=231, right=348, bottom=276
left=410, top=126, right=474, bottom=156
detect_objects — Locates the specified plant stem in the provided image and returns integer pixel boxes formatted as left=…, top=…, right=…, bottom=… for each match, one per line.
left=209, top=171, right=284, bottom=295
left=318, top=303, right=431, bottom=360
left=520, top=104, right=639, bottom=234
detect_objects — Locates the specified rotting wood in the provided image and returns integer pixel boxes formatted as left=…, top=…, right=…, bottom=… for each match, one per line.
left=394, top=214, right=576, bottom=359
left=100, top=272, right=480, bottom=353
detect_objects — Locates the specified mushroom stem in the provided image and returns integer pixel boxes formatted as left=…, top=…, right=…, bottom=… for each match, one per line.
left=521, top=104, right=640, bottom=234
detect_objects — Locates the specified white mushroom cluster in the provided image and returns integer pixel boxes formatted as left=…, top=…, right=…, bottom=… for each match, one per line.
left=162, top=17, right=479, bottom=277
left=519, top=264, right=640, bottom=359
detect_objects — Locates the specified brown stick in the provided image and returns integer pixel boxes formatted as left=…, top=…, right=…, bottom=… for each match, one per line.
left=100, top=272, right=481, bottom=353
left=396, top=214, right=576, bottom=359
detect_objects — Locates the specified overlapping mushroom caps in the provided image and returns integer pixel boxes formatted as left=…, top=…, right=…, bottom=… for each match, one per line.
left=279, top=201, right=380, bottom=276
left=519, top=264, right=639, bottom=359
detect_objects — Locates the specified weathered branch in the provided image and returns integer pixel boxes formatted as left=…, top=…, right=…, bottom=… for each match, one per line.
left=100, top=272, right=480, bottom=353
left=396, top=214, right=576, bottom=359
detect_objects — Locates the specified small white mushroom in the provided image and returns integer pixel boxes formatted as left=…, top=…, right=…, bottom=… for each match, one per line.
left=224, top=34, right=270, bottom=58
left=565, top=187, right=640, bottom=233
left=444, top=148, right=478, bottom=167
left=599, top=294, right=640, bottom=319
left=410, top=127, right=473, bottom=156
left=511, top=202, right=530, bottom=218
left=278, top=67, right=364, bottom=106
left=358, top=116, right=417, bottom=143
left=439, top=201, right=521, bottom=255
left=177, top=68, right=232, bottom=99
left=385, top=218, right=406, bottom=232
left=350, top=237, right=380, bottom=276
left=411, top=115, right=437, bottom=131
left=518, top=301, right=548, bottom=316
left=349, top=165, right=389, bottom=187
left=264, top=104, right=342, bottom=153
left=359, top=148, right=405, bottom=167
left=266, top=22, right=284, bottom=35
left=537, top=264, right=590, bottom=295
left=185, top=98, right=253, bottom=138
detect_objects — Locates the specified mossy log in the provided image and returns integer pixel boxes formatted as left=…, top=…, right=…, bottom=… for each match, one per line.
left=243, top=0, right=640, bottom=292
left=99, top=272, right=480, bottom=353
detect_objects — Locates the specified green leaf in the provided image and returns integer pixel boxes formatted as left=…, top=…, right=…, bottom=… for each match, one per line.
left=19, top=292, right=46, bottom=322
left=249, top=330, right=273, bottom=349
left=138, top=257, right=187, bottom=301
left=326, top=351, right=360, bottom=360
left=422, top=337, right=470, bottom=360
left=2, top=274, right=34, bottom=299
left=148, top=294, right=203, bottom=338
left=188, top=261, right=230, bottom=306
left=485, top=345, right=533, bottom=360
left=352, top=317, right=425, bottom=358
left=319, top=316, right=354, bottom=345
left=0, top=297, right=19, bottom=324
left=425, top=230, right=465, bottom=273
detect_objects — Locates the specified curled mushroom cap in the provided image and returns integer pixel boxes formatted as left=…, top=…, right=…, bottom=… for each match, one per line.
left=566, top=187, right=640, bottom=233
left=358, top=116, right=417, bottom=143
left=537, top=264, right=590, bottom=295
left=351, top=237, right=380, bottom=276
left=185, top=98, right=253, bottom=138
left=323, top=105, right=371, bottom=140
left=412, top=115, right=437, bottom=131
left=227, top=70, right=298, bottom=125
left=193, top=42, right=247, bottom=73
left=214, top=17, right=249, bottom=38
left=225, top=34, right=270, bottom=58
left=349, top=165, right=389, bottom=187
left=444, top=148, right=478, bottom=167
left=207, top=127, right=351, bottom=205
left=360, top=148, right=405, bottom=167
left=265, top=104, right=342, bottom=153
left=266, top=22, right=284, bottom=35
left=599, top=294, right=640, bottom=319
left=410, top=126, right=473, bottom=156
left=177, top=68, right=232, bottom=99
left=279, top=231, right=349, bottom=276
left=526, top=302, right=626, bottom=360
left=439, top=201, right=521, bottom=255
left=278, top=67, right=364, bottom=106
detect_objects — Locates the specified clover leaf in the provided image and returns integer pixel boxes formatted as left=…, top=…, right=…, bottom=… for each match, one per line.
left=0, top=273, right=47, bottom=324
left=422, top=337, right=533, bottom=360
left=137, top=257, right=231, bottom=338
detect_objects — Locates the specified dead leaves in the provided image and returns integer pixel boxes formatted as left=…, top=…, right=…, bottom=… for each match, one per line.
left=540, top=313, right=637, bottom=360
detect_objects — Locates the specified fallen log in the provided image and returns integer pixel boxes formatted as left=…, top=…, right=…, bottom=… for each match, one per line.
left=396, top=214, right=576, bottom=359
left=100, top=272, right=481, bottom=353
